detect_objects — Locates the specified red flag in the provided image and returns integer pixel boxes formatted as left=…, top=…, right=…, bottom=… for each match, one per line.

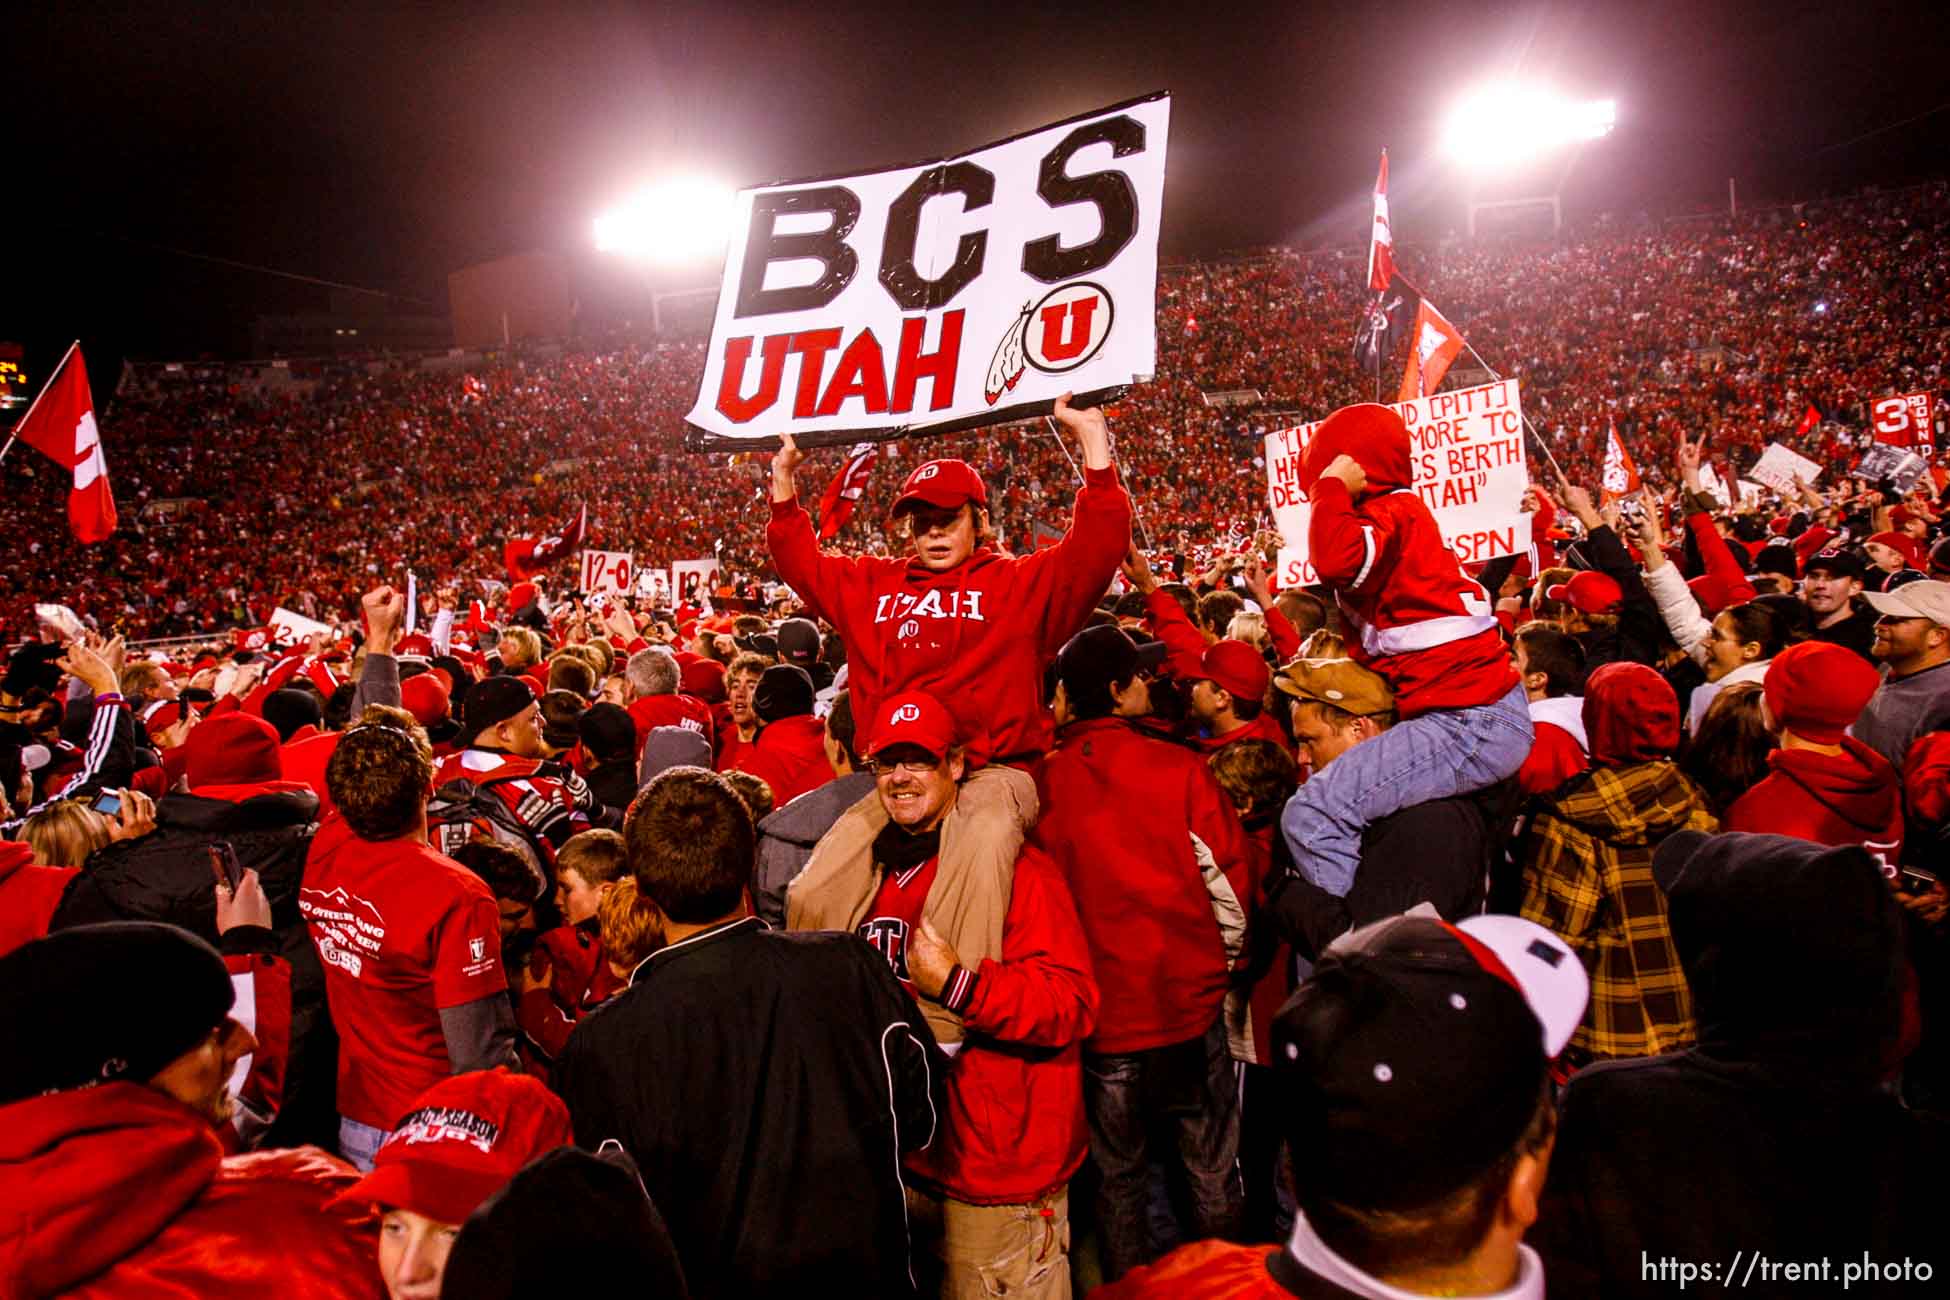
left=817, top=442, right=880, bottom=542
left=1366, top=150, right=1396, bottom=293
left=504, top=503, right=587, bottom=581
left=1396, top=298, right=1466, bottom=402
left=1793, top=402, right=1821, bottom=438
left=10, top=342, right=117, bottom=543
left=1600, top=421, right=1642, bottom=504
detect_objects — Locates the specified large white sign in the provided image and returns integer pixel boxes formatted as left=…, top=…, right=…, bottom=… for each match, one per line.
left=1748, top=442, right=1822, bottom=493
left=1264, top=379, right=1528, bottom=588
left=684, top=94, right=1170, bottom=449
left=579, top=549, right=635, bottom=598
left=670, top=557, right=721, bottom=607
left=268, top=606, right=334, bottom=644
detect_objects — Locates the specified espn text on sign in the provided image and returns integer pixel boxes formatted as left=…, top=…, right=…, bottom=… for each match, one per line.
left=684, top=95, right=1170, bottom=449
left=1264, top=379, right=1529, bottom=588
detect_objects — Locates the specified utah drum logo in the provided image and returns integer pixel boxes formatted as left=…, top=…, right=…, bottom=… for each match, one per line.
left=984, top=281, right=1116, bottom=405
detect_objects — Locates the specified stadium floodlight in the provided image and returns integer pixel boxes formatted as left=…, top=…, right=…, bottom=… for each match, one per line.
left=594, top=176, right=736, bottom=266
left=1441, top=85, right=1617, bottom=167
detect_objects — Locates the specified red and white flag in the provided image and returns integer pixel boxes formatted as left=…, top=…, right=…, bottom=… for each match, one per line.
left=817, top=442, right=880, bottom=542
left=1366, top=150, right=1397, bottom=293
left=1397, top=298, right=1466, bottom=402
left=10, top=342, right=117, bottom=543
left=504, top=503, right=587, bottom=581
left=1600, top=421, right=1642, bottom=503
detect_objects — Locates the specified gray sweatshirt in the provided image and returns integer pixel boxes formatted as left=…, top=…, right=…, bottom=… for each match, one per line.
left=1850, top=659, right=1950, bottom=771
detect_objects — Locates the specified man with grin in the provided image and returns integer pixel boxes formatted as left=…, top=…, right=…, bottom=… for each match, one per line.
left=796, top=690, right=1097, bottom=1298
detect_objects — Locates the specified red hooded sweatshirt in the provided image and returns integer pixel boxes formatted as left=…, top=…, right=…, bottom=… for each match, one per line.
left=0, top=840, right=77, bottom=959
left=727, top=713, right=834, bottom=808
left=1296, top=405, right=1518, bottom=716
left=1724, top=739, right=1905, bottom=865
left=0, top=1083, right=379, bottom=1298
left=769, top=465, right=1131, bottom=760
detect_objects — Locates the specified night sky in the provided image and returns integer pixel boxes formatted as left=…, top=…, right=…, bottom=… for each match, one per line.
left=5, top=0, right=1945, bottom=382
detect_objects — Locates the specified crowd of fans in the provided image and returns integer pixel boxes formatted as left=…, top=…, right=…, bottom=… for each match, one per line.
left=4, top=184, right=1945, bottom=647
left=1, top=180, right=1948, bottom=1298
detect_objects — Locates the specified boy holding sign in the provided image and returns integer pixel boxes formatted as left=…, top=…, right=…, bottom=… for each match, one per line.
left=1280, top=403, right=1532, bottom=897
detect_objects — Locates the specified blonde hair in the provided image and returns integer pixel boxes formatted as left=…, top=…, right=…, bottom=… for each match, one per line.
left=24, top=799, right=111, bottom=867
left=497, top=626, right=544, bottom=670
left=598, top=877, right=663, bottom=972
left=1226, top=610, right=1271, bottom=654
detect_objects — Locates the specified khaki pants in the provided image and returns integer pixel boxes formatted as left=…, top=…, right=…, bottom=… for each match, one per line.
left=906, top=1186, right=1071, bottom=1299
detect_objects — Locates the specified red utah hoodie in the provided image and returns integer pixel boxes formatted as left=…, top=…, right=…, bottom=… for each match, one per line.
left=1297, top=405, right=1518, bottom=716
left=1723, top=739, right=1905, bottom=865
left=769, top=466, right=1131, bottom=759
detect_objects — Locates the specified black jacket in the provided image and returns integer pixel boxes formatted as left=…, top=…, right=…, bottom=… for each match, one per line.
left=1533, top=831, right=1949, bottom=1296
left=1264, top=792, right=1492, bottom=963
left=556, top=917, right=945, bottom=1298
left=49, top=787, right=338, bottom=1149
left=1809, top=599, right=1878, bottom=662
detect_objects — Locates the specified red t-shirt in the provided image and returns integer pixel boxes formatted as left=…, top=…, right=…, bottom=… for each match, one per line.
left=855, top=856, right=940, bottom=997
left=627, top=692, right=715, bottom=753
left=298, top=816, right=507, bottom=1130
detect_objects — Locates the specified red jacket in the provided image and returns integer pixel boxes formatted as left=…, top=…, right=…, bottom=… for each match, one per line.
left=0, top=1083, right=380, bottom=1299
left=904, top=845, right=1098, bottom=1205
left=627, top=691, right=715, bottom=754
left=727, top=714, right=834, bottom=808
left=1033, top=719, right=1248, bottom=1054
left=281, top=729, right=343, bottom=817
left=769, top=464, right=1131, bottom=759
left=1724, top=740, right=1904, bottom=866
left=1518, top=696, right=1591, bottom=797
left=0, top=841, right=77, bottom=959
left=1298, top=421, right=1518, bottom=717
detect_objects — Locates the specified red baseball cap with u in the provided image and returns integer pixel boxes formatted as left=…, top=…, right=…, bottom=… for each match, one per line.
left=1200, top=639, right=1271, bottom=703
left=866, top=690, right=962, bottom=761
left=332, top=1068, right=572, bottom=1226
left=892, top=459, right=988, bottom=517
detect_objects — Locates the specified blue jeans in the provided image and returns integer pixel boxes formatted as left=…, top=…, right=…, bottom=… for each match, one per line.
left=1083, top=1018, right=1243, bottom=1282
left=1281, top=684, right=1532, bottom=898
left=338, top=1116, right=388, bottom=1173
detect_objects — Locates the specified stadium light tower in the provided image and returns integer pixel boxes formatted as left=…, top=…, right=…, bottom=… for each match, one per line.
left=1442, top=84, right=1616, bottom=237
left=593, top=176, right=736, bottom=265
left=594, top=175, right=736, bottom=334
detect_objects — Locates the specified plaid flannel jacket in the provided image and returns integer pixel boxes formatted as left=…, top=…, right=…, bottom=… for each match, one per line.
left=1522, top=760, right=1717, bottom=1063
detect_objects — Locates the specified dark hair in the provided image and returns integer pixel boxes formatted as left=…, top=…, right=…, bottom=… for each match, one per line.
left=1718, top=602, right=1790, bottom=661
left=452, top=838, right=545, bottom=905
left=826, top=692, right=859, bottom=768
left=1275, top=589, right=1328, bottom=641
left=623, top=768, right=753, bottom=923
left=327, top=716, right=433, bottom=841
left=547, top=654, right=597, bottom=698
left=1198, top=589, right=1245, bottom=638
left=1220, top=687, right=1263, bottom=722
left=556, top=828, right=628, bottom=887
left=323, top=681, right=358, bottom=731
left=1679, top=683, right=1776, bottom=816
left=1157, top=582, right=1198, bottom=622
left=1514, top=622, right=1587, bottom=698
left=720, top=769, right=776, bottom=823
left=1208, top=739, right=1299, bottom=822
left=1302, top=1082, right=1556, bottom=1279
left=1750, top=593, right=1812, bottom=646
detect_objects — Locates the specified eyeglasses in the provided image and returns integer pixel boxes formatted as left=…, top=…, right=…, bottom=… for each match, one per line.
left=864, top=755, right=942, bottom=777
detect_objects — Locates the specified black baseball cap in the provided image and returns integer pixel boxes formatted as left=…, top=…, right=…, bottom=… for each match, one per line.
left=577, top=702, right=637, bottom=764
left=1804, top=547, right=1867, bottom=582
left=1272, top=913, right=1588, bottom=1211
left=1930, top=537, right=1950, bottom=577
left=775, top=617, right=821, bottom=667
left=1055, top=626, right=1167, bottom=706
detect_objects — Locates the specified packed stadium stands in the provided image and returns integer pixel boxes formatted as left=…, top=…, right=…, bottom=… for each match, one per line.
left=5, top=182, right=1945, bottom=642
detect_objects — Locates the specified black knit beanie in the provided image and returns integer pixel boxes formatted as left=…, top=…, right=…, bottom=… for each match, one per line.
left=0, top=922, right=234, bottom=1105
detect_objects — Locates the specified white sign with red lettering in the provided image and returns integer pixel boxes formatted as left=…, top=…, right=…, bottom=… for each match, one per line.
left=1263, top=379, right=1528, bottom=588
left=670, top=557, right=721, bottom=607
left=683, top=95, right=1170, bottom=449
left=1873, top=391, right=1936, bottom=455
left=579, top=550, right=634, bottom=597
